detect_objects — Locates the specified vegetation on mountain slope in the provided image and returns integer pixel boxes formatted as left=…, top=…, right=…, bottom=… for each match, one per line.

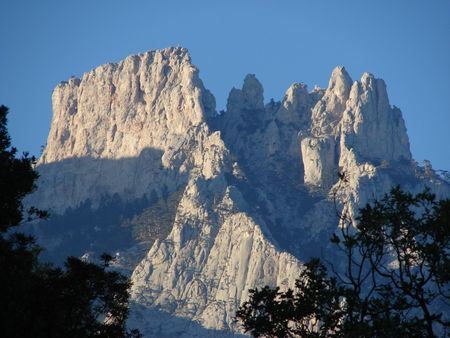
left=237, top=187, right=450, bottom=337
left=0, top=105, right=140, bottom=338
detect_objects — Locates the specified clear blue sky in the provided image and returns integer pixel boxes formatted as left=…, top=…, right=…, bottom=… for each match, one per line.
left=1, top=0, right=449, bottom=170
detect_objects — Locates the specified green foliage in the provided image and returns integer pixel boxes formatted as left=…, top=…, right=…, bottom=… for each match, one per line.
left=37, top=194, right=145, bottom=265
left=0, top=105, right=47, bottom=231
left=236, top=286, right=295, bottom=337
left=237, top=259, right=345, bottom=337
left=343, top=187, right=450, bottom=337
left=236, top=187, right=450, bottom=337
left=0, top=234, right=133, bottom=337
left=121, top=188, right=184, bottom=245
left=0, top=105, right=139, bottom=337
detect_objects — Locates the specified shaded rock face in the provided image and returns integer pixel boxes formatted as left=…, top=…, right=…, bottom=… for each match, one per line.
left=29, top=48, right=450, bottom=337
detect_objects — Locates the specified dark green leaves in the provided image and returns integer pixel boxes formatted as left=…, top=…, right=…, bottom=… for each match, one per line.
left=237, top=188, right=450, bottom=337
left=0, top=105, right=139, bottom=337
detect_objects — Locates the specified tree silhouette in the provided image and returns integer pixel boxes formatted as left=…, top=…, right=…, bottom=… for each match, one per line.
left=0, top=105, right=140, bottom=338
left=237, top=187, right=450, bottom=337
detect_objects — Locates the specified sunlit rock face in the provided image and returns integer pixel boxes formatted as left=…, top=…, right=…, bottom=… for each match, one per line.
left=31, top=47, right=217, bottom=213
left=29, top=48, right=450, bottom=337
left=43, top=47, right=215, bottom=163
left=299, top=67, right=410, bottom=190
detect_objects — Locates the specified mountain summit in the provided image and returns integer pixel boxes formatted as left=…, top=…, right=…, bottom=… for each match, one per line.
left=28, top=47, right=450, bottom=336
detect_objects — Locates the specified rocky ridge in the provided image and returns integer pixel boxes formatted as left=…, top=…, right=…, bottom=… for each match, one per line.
left=28, top=47, right=450, bottom=336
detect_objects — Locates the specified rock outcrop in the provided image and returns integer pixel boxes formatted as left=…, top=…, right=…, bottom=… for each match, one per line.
left=30, top=47, right=216, bottom=212
left=28, top=48, right=450, bottom=336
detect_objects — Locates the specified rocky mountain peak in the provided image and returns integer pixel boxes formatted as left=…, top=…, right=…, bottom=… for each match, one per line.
left=282, top=83, right=309, bottom=111
left=242, top=74, right=264, bottom=110
left=275, top=83, right=310, bottom=127
left=360, top=71, right=375, bottom=87
left=328, top=66, right=353, bottom=98
left=301, top=67, right=413, bottom=191
left=226, top=74, right=264, bottom=114
left=341, top=72, right=411, bottom=165
left=27, top=47, right=450, bottom=337
left=31, top=47, right=218, bottom=212
left=309, top=66, right=353, bottom=137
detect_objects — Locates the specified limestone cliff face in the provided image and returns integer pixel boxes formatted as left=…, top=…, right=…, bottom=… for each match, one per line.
left=340, top=73, right=411, bottom=165
left=130, top=176, right=302, bottom=334
left=29, top=48, right=450, bottom=337
left=300, top=67, right=411, bottom=192
left=31, top=47, right=216, bottom=212
left=43, top=47, right=215, bottom=163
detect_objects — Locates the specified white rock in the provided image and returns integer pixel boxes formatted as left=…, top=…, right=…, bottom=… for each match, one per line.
left=29, top=48, right=450, bottom=337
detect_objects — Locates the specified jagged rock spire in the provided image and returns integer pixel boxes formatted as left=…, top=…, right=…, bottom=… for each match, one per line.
left=242, top=74, right=264, bottom=110
left=226, top=74, right=264, bottom=113
left=28, top=49, right=445, bottom=337
left=276, top=83, right=310, bottom=126
left=327, top=66, right=353, bottom=99
left=309, top=66, right=353, bottom=137
left=340, top=72, right=411, bottom=165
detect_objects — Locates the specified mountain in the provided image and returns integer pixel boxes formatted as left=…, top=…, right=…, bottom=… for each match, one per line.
left=26, top=47, right=450, bottom=336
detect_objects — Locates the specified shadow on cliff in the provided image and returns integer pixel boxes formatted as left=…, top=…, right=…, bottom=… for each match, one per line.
left=24, top=147, right=188, bottom=269
left=210, top=110, right=328, bottom=261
